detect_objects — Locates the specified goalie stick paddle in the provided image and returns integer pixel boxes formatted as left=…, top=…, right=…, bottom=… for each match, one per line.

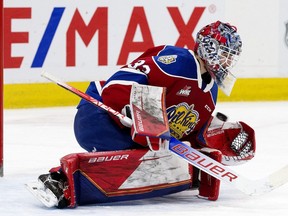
left=42, top=72, right=288, bottom=196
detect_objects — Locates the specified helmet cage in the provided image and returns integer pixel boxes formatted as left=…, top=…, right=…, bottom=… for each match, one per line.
left=195, top=21, right=242, bottom=96
left=218, top=45, right=241, bottom=72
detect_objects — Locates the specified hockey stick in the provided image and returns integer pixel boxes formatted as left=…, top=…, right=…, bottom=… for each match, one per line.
left=42, top=72, right=133, bottom=127
left=42, top=71, right=288, bottom=196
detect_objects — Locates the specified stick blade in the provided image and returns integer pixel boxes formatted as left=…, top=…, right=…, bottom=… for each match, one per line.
left=261, top=164, right=288, bottom=194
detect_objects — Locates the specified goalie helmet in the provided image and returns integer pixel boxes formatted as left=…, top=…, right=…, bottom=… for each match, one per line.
left=194, top=21, right=242, bottom=95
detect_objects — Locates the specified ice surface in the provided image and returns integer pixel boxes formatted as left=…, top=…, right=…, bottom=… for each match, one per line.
left=1, top=102, right=288, bottom=216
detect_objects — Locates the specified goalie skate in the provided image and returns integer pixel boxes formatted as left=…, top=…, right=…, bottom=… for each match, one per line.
left=25, top=181, right=58, bottom=208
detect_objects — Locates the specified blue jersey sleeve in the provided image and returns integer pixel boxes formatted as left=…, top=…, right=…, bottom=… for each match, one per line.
left=154, top=45, right=198, bottom=79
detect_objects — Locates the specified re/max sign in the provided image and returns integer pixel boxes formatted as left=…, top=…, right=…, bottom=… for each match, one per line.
left=3, top=6, right=206, bottom=69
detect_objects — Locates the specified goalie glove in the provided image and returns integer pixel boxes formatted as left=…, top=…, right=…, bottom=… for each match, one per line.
left=197, top=113, right=256, bottom=166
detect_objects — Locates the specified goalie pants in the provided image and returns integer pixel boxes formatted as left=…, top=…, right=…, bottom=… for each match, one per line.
left=74, top=103, right=140, bottom=152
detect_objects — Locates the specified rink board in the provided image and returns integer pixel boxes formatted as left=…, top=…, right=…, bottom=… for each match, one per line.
left=4, top=78, right=288, bottom=109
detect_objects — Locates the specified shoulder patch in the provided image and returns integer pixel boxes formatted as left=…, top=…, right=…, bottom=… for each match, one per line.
left=157, top=55, right=177, bottom=64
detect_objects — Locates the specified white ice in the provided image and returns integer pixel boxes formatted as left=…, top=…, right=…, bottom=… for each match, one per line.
left=1, top=102, right=288, bottom=216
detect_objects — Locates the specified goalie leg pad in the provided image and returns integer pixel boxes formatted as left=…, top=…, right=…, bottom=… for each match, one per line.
left=197, top=149, right=222, bottom=201
left=60, top=148, right=193, bottom=207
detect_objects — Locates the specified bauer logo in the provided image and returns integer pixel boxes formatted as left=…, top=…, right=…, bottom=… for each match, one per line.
left=88, top=154, right=129, bottom=163
left=171, top=142, right=238, bottom=182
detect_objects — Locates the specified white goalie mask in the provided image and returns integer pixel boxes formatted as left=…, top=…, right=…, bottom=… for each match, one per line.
left=195, top=21, right=242, bottom=96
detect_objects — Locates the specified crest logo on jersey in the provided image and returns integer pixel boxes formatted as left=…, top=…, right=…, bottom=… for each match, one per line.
left=167, top=103, right=200, bottom=139
left=285, top=21, right=288, bottom=48
left=176, top=86, right=191, bottom=97
left=157, top=55, right=177, bottom=64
